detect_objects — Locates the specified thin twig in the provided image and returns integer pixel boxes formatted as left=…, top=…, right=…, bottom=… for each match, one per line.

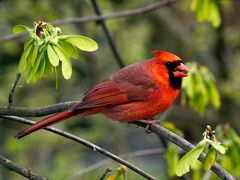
left=0, top=33, right=26, bottom=42
left=8, top=73, right=21, bottom=107
left=0, top=154, right=47, bottom=180
left=0, top=115, right=156, bottom=180
left=133, top=121, right=235, bottom=180
left=90, top=0, right=125, bottom=68
left=68, top=148, right=165, bottom=179
left=99, top=168, right=112, bottom=180
left=0, top=0, right=177, bottom=42
left=54, top=0, right=176, bottom=25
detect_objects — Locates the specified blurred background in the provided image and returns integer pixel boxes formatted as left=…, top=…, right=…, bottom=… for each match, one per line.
left=0, top=0, right=240, bottom=179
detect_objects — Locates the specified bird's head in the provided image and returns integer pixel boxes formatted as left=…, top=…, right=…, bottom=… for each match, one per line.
left=153, top=50, right=189, bottom=89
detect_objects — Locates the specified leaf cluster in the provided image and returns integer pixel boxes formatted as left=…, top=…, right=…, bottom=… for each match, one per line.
left=181, top=62, right=221, bottom=115
left=191, top=0, right=221, bottom=28
left=175, top=125, right=227, bottom=177
left=163, top=122, right=182, bottom=177
left=215, top=124, right=240, bottom=177
left=13, top=21, right=98, bottom=87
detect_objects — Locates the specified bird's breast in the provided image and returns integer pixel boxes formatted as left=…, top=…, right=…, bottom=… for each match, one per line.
left=102, top=87, right=180, bottom=122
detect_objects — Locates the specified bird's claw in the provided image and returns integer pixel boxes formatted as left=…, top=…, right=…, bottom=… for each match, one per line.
left=145, top=124, right=152, bottom=134
left=138, top=120, right=161, bottom=133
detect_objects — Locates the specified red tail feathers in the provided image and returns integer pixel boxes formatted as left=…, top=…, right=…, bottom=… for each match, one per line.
left=15, top=110, right=77, bottom=139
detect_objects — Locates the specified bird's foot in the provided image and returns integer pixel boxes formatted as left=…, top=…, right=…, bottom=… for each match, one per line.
left=137, top=120, right=161, bottom=133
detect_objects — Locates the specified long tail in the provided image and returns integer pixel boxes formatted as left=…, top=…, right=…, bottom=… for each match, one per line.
left=15, top=110, right=79, bottom=139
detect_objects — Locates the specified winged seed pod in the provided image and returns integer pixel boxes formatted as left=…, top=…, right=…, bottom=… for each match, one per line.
left=181, top=62, right=221, bottom=116
left=176, top=125, right=227, bottom=177
left=13, top=21, right=98, bottom=87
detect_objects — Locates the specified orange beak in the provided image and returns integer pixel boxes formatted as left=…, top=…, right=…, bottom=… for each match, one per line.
left=173, top=63, right=189, bottom=77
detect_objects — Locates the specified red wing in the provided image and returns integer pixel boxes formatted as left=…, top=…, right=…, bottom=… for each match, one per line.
left=79, top=80, right=128, bottom=108
left=72, top=62, right=158, bottom=111
left=72, top=78, right=155, bottom=110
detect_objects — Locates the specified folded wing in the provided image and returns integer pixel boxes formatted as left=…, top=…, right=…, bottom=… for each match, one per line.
left=72, top=73, right=157, bottom=110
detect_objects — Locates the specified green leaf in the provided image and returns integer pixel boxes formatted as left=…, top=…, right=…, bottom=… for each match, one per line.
left=209, top=81, right=221, bottom=109
left=192, top=161, right=202, bottom=180
left=43, top=52, right=53, bottom=77
left=60, top=40, right=79, bottom=59
left=34, top=56, right=46, bottom=81
left=51, top=44, right=72, bottom=79
left=18, top=42, right=33, bottom=72
left=201, top=66, right=221, bottom=109
left=27, top=52, right=42, bottom=83
left=40, top=58, right=46, bottom=78
left=191, top=0, right=201, bottom=11
left=52, top=44, right=69, bottom=61
left=60, top=35, right=98, bottom=51
left=230, top=129, right=240, bottom=149
left=206, top=139, right=227, bottom=154
left=31, top=41, right=39, bottom=66
left=203, top=148, right=217, bottom=171
left=202, top=0, right=211, bottom=20
left=195, top=0, right=205, bottom=21
left=13, top=25, right=30, bottom=34
left=47, top=45, right=59, bottom=66
left=191, top=0, right=221, bottom=28
left=61, top=57, right=72, bottom=79
left=186, top=72, right=195, bottom=98
left=24, top=36, right=33, bottom=50
left=166, top=143, right=179, bottom=177
left=176, top=140, right=206, bottom=176
left=208, top=0, right=221, bottom=27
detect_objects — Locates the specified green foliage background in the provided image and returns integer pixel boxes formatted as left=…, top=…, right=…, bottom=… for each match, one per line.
left=1, top=0, right=240, bottom=179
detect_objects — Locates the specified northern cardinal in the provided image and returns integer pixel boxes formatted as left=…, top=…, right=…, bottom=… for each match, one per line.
left=16, top=51, right=188, bottom=139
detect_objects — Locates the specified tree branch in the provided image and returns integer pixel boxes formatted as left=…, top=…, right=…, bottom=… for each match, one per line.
left=0, top=104, right=235, bottom=179
left=0, top=115, right=156, bottom=180
left=99, top=168, right=112, bottom=180
left=54, top=0, right=176, bottom=25
left=69, top=148, right=165, bottom=179
left=0, top=154, right=47, bottom=180
left=8, top=73, right=21, bottom=107
left=90, top=0, right=125, bottom=68
left=0, top=101, right=78, bottom=117
left=133, top=121, right=235, bottom=180
left=0, top=0, right=177, bottom=42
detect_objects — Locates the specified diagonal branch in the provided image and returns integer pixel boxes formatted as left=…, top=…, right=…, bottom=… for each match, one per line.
left=90, top=0, right=125, bottom=68
left=54, top=0, right=177, bottom=25
left=0, top=115, right=156, bottom=180
left=0, top=0, right=177, bottom=42
left=133, top=121, right=235, bottom=180
left=0, top=154, right=47, bottom=180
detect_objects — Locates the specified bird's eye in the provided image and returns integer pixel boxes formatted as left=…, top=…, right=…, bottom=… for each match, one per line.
left=165, top=62, right=171, bottom=67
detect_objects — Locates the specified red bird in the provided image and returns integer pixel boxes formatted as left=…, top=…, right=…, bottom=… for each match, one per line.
left=16, top=51, right=189, bottom=139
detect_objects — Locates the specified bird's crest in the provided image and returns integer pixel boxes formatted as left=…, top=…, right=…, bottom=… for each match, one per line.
left=152, top=50, right=181, bottom=63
